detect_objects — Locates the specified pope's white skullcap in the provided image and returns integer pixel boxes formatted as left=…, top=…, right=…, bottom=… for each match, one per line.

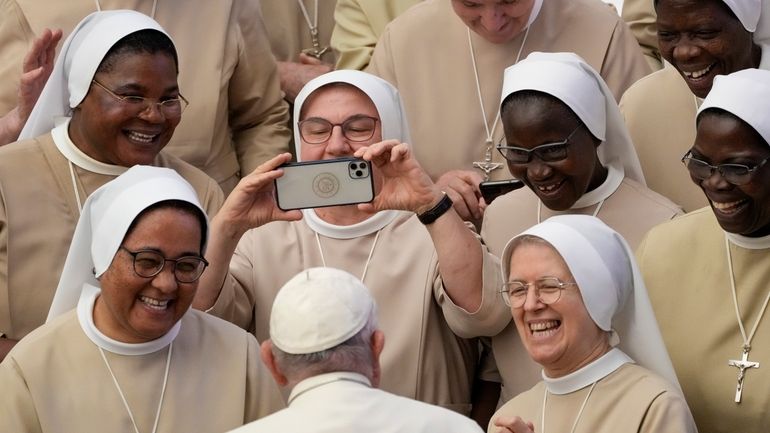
left=270, top=267, right=376, bottom=354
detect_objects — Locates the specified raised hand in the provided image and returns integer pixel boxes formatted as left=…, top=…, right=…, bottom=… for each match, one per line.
left=436, top=169, right=486, bottom=224
left=18, top=28, right=62, bottom=122
left=492, top=416, right=536, bottom=433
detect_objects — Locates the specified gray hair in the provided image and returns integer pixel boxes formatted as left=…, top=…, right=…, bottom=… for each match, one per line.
left=272, top=306, right=378, bottom=384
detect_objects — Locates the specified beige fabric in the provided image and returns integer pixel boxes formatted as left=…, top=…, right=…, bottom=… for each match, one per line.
left=0, top=133, right=224, bottom=340
left=331, top=0, right=421, bottom=70
left=621, top=0, right=661, bottom=71
left=366, top=0, right=651, bottom=181
left=0, top=0, right=291, bottom=194
left=479, top=177, right=682, bottom=402
left=0, top=309, right=284, bottom=433
left=620, top=65, right=708, bottom=212
left=638, top=208, right=770, bottom=433
left=489, top=363, right=696, bottom=433
left=209, top=212, right=505, bottom=414
left=261, top=0, right=337, bottom=64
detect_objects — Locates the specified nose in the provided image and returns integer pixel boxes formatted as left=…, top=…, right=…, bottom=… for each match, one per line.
left=699, top=168, right=732, bottom=191
left=672, top=38, right=701, bottom=65
left=325, top=124, right=353, bottom=156
left=151, top=263, right=178, bottom=292
left=522, top=286, right=544, bottom=312
left=138, top=101, right=165, bottom=123
left=526, top=159, right=553, bottom=181
left=480, top=7, right=507, bottom=32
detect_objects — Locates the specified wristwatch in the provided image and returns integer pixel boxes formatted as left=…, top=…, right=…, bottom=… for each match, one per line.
left=417, top=192, right=453, bottom=225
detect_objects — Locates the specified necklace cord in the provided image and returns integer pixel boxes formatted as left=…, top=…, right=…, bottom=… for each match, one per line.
left=725, top=236, right=770, bottom=349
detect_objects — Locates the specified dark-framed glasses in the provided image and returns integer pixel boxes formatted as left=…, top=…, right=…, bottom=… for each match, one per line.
left=119, top=247, right=208, bottom=283
left=298, top=115, right=379, bottom=144
left=500, top=277, right=578, bottom=308
left=496, top=122, right=584, bottom=164
left=681, top=150, right=770, bottom=186
left=91, top=79, right=189, bottom=118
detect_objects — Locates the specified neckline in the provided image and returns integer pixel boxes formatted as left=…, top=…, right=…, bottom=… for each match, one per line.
left=288, top=371, right=371, bottom=404
left=52, top=118, right=129, bottom=176
left=726, top=231, right=770, bottom=250
left=95, top=0, right=158, bottom=18
left=302, top=208, right=400, bottom=239
left=315, top=229, right=381, bottom=283
left=77, top=283, right=180, bottom=356
left=542, top=348, right=632, bottom=395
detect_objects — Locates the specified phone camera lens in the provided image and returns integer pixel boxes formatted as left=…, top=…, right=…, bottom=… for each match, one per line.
left=355, top=170, right=363, bottom=177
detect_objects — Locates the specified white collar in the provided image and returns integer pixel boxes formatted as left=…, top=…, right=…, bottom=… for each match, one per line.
left=726, top=231, right=770, bottom=250
left=302, top=209, right=400, bottom=239
left=571, top=160, right=624, bottom=209
left=528, top=0, right=544, bottom=28
left=51, top=118, right=129, bottom=176
left=542, top=348, right=632, bottom=395
left=288, top=371, right=371, bottom=404
left=76, top=283, right=180, bottom=356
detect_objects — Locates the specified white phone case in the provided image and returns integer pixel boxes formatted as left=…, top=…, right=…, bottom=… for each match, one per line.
left=274, top=158, right=375, bottom=210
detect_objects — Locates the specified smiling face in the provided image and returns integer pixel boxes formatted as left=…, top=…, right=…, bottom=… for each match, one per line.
left=656, top=0, right=759, bottom=98
left=299, top=84, right=383, bottom=162
left=94, top=206, right=204, bottom=343
left=508, top=241, right=610, bottom=377
left=501, top=92, right=605, bottom=211
left=691, top=110, right=770, bottom=237
left=451, top=0, right=535, bottom=44
left=69, top=51, right=181, bottom=166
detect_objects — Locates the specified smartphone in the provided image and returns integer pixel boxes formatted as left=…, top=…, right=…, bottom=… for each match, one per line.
left=274, top=157, right=375, bottom=211
left=479, top=179, right=525, bottom=204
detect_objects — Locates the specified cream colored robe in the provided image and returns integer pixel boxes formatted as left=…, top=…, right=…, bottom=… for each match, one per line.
left=261, top=0, right=338, bottom=65
left=479, top=177, right=682, bottom=402
left=0, top=309, right=284, bottom=433
left=489, top=363, right=697, bottom=433
left=638, top=208, right=770, bottom=433
left=621, top=0, right=662, bottom=71
left=209, top=212, right=505, bottom=414
left=619, top=65, right=708, bottom=212
left=331, top=0, right=421, bottom=70
left=0, top=133, right=224, bottom=341
left=0, top=0, right=291, bottom=194
left=366, top=0, right=651, bottom=181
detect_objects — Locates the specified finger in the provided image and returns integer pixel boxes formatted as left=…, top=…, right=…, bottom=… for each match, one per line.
left=247, top=153, right=293, bottom=176
left=444, top=187, right=472, bottom=221
left=450, top=177, right=483, bottom=220
left=298, top=53, right=323, bottom=65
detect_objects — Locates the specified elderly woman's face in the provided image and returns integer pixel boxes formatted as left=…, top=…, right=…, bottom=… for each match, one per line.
left=690, top=112, right=770, bottom=237
left=69, top=52, right=181, bottom=166
left=508, top=242, right=608, bottom=377
left=299, top=85, right=382, bottom=162
left=451, top=0, right=535, bottom=44
left=94, top=207, right=203, bottom=343
left=501, top=97, right=602, bottom=211
left=656, top=0, right=757, bottom=98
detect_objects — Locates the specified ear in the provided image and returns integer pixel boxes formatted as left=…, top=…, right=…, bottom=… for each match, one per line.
left=260, top=340, right=289, bottom=387
left=369, top=330, right=385, bottom=388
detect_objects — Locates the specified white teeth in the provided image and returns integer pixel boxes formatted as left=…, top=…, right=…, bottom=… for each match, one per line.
left=712, top=200, right=745, bottom=212
left=127, top=131, right=157, bottom=143
left=529, top=320, right=559, bottom=331
left=139, top=295, right=170, bottom=310
left=537, top=184, right=559, bottom=193
left=684, top=64, right=714, bottom=79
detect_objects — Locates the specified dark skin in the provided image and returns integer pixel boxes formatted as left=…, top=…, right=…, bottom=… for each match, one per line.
left=691, top=111, right=770, bottom=237
left=501, top=95, right=607, bottom=211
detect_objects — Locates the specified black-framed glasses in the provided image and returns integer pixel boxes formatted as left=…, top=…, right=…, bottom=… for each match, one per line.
left=298, top=115, right=379, bottom=144
left=500, top=277, right=578, bottom=308
left=496, top=123, right=584, bottom=164
left=119, top=247, right=208, bottom=283
left=91, top=80, right=189, bottom=118
left=681, top=150, right=770, bottom=186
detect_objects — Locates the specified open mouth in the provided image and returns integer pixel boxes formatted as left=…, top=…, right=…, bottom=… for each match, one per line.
left=529, top=320, right=561, bottom=338
left=535, top=179, right=566, bottom=197
left=138, top=295, right=172, bottom=311
left=711, top=198, right=748, bottom=216
left=682, top=63, right=715, bottom=81
left=125, top=130, right=160, bottom=145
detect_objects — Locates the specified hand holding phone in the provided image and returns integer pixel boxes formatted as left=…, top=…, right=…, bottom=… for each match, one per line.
left=274, top=157, right=375, bottom=210
left=479, top=179, right=524, bottom=204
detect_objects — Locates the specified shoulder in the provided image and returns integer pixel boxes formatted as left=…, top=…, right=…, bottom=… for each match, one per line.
left=379, top=0, right=450, bottom=38
left=4, top=311, right=81, bottom=365
left=182, top=309, right=256, bottom=343
left=620, top=67, right=688, bottom=109
left=615, top=178, right=683, bottom=216
left=642, top=207, right=715, bottom=244
left=377, top=390, right=483, bottom=431
left=606, top=363, right=680, bottom=398
left=541, top=0, right=622, bottom=31
left=156, top=152, right=223, bottom=196
left=0, top=134, right=51, bottom=167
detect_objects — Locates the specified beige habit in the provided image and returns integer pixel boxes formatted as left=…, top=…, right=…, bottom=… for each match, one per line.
left=261, top=0, right=338, bottom=65
left=366, top=0, right=651, bottom=181
left=0, top=0, right=291, bottom=194
left=0, top=131, right=224, bottom=341
left=638, top=208, right=770, bottom=432
left=331, top=0, right=422, bottom=70
left=621, top=0, right=661, bottom=70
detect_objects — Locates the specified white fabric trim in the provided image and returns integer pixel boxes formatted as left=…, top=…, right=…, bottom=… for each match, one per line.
left=51, top=118, right=127, bottom=176
left=571, top=160, right=624, bottom=209
left=302, top=209, right=400, bottom=239
left=543, top=348, right=632, bottom=394
left=288, top=371, right=371, bottom=404
left=726, top=232, right=770, bottom=249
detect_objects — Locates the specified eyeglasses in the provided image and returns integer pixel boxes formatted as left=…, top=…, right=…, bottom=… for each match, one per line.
left=500, top=277, right=578, bottom=308
left=119, top=247, right=208, bottom=283
left=91, top=80, right=189, bottom=118
left=298, top=115, right=379, bottom=144
left=496, top=123, right=584, bottom=164
left=681, top=150, right=770, bottom=186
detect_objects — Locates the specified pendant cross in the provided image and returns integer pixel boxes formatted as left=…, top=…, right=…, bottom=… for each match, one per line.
left=472, top=142, right=503, bottom=181
left=302, top=27, right=329, bottom=59
left=728, top=346, right=760, bottom=403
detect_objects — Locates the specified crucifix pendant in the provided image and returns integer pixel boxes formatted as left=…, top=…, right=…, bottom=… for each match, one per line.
left=728, top=345, right=760, bottom=403
left=472, top=142, right=503, bottom=181
left=302, top=27, right=329, bottom=60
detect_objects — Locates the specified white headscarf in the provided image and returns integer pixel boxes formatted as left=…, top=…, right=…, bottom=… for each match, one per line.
left=46, top=166, right=206, bottom=353
left=19, top=10, right=170, bottom=140
left=500, top=215, right=680, bottom=390
left=500, top=52, right=645, bottom=188
left=292, top=70, right=411, bottom=239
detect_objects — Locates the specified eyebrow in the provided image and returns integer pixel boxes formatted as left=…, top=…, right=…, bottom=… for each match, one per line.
left=111, top=83, right=180, bottom=95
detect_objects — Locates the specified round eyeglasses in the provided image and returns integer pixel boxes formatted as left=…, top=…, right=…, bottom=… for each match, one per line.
left=496, top=122, right=584, bottom=164
left=91, top=80, right=189, bottom=118
left=120, top=247, right=208, bottom=283
left=500, top=277, right=578, bottom=308
left=298, top=115, right=379, bottom=144
left=681, top=150, right=770, bottom=186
